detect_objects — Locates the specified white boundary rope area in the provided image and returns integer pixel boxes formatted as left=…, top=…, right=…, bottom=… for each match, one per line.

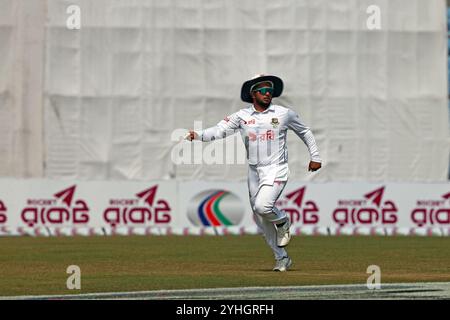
left=2, top=282, right=450, bottom=300
left=0, top=226, right=449, bottom=237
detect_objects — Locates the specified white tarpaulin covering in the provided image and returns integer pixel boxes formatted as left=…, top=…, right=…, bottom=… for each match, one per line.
left=0, top=0, right=45, bottom=177
left=1, top=0, right=449, bottom=182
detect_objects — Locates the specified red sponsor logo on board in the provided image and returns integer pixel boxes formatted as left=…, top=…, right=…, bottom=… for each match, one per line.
left=276, top=186, right=319, bottom=225
left=21, top=185, right=89, bottom=227
left=332, top=186, right=398, bottom=227
left=103, top=185, right=171, bottom=227
left=410, top=192, right=450, bottom=227
left=0, top=201, right=7, bottom=224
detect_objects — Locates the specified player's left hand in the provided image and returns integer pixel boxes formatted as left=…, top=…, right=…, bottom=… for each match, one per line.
left=308, top=161, right=321, bottom=172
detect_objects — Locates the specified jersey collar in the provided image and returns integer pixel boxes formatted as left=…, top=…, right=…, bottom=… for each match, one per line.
left=251, top=104, right=275, bottom=115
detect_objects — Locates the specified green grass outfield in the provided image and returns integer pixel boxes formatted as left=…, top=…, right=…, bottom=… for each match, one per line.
left=0, top=235, right=450, bottom=296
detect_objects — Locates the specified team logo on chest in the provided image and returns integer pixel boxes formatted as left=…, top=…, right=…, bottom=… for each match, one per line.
left=271, top=118, right=279, bottom=128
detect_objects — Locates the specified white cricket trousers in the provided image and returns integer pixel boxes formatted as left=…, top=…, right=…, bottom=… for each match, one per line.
left=248, top=165, right=289, bottom=261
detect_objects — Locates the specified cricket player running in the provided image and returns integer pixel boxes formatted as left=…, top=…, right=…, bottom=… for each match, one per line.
left=186, top=74, right=322, bottom=272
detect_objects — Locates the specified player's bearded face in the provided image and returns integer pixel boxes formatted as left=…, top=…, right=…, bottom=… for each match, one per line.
left=252, top=83, right=273, bottom=108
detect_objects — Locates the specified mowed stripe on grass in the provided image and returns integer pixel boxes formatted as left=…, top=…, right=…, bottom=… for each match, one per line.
left=0, top=235, right=449, bottom=296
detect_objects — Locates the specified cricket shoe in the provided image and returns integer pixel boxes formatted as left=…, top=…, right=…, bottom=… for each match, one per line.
left=273, top=256, right=292, bottom=272
left=276, top=217, right=291, bottom=248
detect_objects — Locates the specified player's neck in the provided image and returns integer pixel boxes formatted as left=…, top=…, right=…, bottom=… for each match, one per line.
left=253, top=103, right=270, bottom=113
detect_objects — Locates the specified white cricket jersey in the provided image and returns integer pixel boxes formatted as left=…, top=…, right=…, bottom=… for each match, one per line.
left=197, top=104, right=321, bottom=184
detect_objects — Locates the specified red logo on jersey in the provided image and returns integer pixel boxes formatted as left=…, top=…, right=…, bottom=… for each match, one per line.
left=248, top=130, right=274, bottom=142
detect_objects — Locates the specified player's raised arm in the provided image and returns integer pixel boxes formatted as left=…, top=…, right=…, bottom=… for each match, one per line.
left=287, top=109, right=322, bottom=171
left=186, top=112, right=240, bottom=142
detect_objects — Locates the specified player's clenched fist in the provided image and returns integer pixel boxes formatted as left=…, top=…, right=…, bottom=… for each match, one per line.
left=308, top=161, right=322, bottom=171
left=308, top=161, right=321, bottom=172
left=186, top=130, right=198, bottom=141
